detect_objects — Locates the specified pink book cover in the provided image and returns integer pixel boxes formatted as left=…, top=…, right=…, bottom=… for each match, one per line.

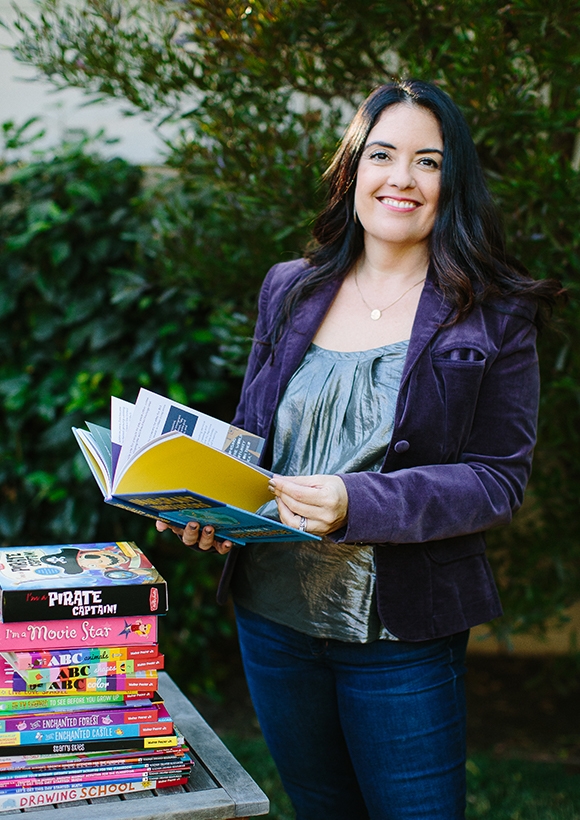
left=0, top=616, right=157, bottom=652
left=0, top=704, right=165, bottom=733
left=0, top=779, right=188, bottom=810
left=0, top=766, right=161, bottom=791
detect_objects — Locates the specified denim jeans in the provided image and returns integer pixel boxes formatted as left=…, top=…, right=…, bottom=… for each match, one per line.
left=235, top=604, right=469, bottom=820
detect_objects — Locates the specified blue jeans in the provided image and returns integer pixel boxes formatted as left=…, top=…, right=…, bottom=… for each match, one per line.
left=235, top=604, right=468, bottom=820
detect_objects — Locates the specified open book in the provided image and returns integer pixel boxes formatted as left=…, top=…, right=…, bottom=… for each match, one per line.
left=73, top=389, right=320, bottom=546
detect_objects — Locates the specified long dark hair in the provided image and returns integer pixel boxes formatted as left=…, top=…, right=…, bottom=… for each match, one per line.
left=274, top=79, right=562, bottom=339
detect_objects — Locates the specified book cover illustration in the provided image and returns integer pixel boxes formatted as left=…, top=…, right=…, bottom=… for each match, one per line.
left=0, top=542, right=168, bottom=622
left=7, top=670, right=158, bottom=695
left=0, top=616, right=158, bottom=652
left=3, top=644, right=158, bottom=671
left=5, top=655, right=164, bottom=686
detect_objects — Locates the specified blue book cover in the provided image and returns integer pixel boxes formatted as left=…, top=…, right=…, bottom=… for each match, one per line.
left=110, top=490, right=321, bottom=546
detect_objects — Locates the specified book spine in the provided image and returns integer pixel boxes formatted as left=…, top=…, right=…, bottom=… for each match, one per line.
left=0, top=693, right=131, bottom=712
left=1, top=584, right=167, bottom=623
left=8, top=644, right=159, bottom=669
left=0, top=759, right=190, bottom=784
left=0, top=734, right=179, bottom=758
left=0, top=720, right=174, bottom=746
left=0, top=777, right=187, bottom=810
left=10, top=673, right=157, bottom=694
left=0, top=706, right=160, bottom=732
left=18, top=658, right=163, bottom=684
left=0, top=767, right=157, bottom=789
left=0, top=616, right=158, bottom=651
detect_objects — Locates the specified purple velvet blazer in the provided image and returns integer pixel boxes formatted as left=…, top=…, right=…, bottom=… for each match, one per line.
left=218, top=258, right=539, bottom=641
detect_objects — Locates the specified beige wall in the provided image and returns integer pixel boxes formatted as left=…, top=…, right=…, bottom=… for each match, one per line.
left=468, top=602, right=580, bottom=655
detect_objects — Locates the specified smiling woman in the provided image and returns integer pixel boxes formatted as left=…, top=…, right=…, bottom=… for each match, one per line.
left=158, top=79, right=563, bottom=820
left=354, top=103, right=443, bottom=252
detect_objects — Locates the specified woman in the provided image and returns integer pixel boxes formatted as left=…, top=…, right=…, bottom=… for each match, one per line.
left=157, top=80, right=561, bottom=819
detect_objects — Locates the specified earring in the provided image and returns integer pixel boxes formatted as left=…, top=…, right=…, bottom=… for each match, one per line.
left=353, top=207, right=359, bottom=225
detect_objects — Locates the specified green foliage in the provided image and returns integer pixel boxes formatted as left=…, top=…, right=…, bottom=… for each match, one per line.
left=465, top=755, right=580, bottom=819
left=0, top=124, right=245, bottom=692
left=1, top=0, right=580, bottom=667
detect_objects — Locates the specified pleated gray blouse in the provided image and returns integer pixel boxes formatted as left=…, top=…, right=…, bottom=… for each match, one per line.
left=231, top=339, right=409, bottom=642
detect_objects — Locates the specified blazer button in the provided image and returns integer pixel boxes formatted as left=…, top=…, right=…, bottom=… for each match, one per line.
left=394, top=440, right=410, bottom=453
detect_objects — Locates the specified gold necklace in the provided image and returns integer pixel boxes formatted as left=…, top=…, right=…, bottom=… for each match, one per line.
left=354, top=271, right=426, bottom=321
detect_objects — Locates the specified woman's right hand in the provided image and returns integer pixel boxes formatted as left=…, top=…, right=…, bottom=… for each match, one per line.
left=155, top=520, right=234, bottom=555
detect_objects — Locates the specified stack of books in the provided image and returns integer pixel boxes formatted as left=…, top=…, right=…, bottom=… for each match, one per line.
left=0, top=541, right=193, bottom=811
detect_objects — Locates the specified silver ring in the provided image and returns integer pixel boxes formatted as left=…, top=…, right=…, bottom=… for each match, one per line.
left=299, top=516, right=307, bottom=532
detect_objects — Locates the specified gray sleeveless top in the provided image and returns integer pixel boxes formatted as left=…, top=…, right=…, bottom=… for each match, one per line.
left=231, top=339, right=409, bottom=642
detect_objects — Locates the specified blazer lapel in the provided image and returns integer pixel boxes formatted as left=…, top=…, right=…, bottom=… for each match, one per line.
left=399, top=270, right=454, bottom=390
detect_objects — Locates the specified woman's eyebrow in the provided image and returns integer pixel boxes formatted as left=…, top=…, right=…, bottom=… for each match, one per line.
left=364, top=140, right=443, bottom=156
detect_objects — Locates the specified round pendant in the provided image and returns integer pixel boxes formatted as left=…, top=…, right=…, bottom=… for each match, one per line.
left=370, top=309, right=382, bottom=321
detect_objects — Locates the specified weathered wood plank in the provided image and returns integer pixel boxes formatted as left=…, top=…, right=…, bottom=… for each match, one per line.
left=158, top=675, right=269, bottom=818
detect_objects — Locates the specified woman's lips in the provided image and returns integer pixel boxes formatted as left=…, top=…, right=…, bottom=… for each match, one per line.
left=377, top=197, right=420, bottom=211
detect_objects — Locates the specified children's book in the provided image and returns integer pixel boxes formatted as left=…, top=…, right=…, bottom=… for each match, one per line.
left=8, top=656, right=164, bottom=686
left=3, top=644, right=158, bottom=671
left=0, top=742, right=188, bottom=774
left=6, top=669, right=158, bottom=696
left=0, top=777, right=188, bottom=811
left=0, top=616, right=158, bottom=652
left=0, top=733, right=179, bottom=758
left=0, top=692, right=161, bottom=714
left=0, top=718, right=174, bottom=747
left=0, top=542, right=167, bottom=623
left=73, top=391, right=320, bottom=545
left=0, top=704, right=167, bottom=733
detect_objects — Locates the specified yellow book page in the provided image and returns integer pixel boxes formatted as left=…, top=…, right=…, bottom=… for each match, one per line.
left=113, top=434, right=272, bottom=512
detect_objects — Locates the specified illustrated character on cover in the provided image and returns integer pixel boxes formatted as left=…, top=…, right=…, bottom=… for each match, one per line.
left=0, top=543, right=158, bottom=586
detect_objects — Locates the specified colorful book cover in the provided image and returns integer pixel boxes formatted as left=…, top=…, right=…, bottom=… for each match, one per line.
left=0, top=541, right=167, bottom=622
left=9, top=672, right=157, bottom=695
left=0, top=693, right=153, bottom=713
left=0, top=733, right=179, bottom=758
left=0, top=739, right=186, bottom=771
left=13, top=656, right=164, bottom=685
left=0, top=615, right=157, bottom=651
left=0, top=760, right=191, bottom=790
left=0, top=756, right=191, bottom=785
left=0, top=703, right=168, bottom=732
left=0, top=777, right=187, bottom=811
left=0, top=719, right=174, bottom=746
left=0, top=767, right=183, bottom=790
left=113, top=489, right=321, bottom=546
left=4, top=643, right=158, bottom=670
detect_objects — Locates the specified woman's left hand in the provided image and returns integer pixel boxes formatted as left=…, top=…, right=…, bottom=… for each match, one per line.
left=268, top=474, right=348, bottom=536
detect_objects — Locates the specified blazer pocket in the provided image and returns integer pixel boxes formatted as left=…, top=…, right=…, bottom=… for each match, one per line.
left=426, top=534, right=486, bottom=564
left=431, top=354, right=486, bottom=455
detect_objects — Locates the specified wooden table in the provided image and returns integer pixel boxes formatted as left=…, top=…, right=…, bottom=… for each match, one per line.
left=5, top=672, right=270, bottom=819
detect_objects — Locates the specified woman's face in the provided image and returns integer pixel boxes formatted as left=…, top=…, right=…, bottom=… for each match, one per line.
left=353, top=103, right=443, bottom=253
